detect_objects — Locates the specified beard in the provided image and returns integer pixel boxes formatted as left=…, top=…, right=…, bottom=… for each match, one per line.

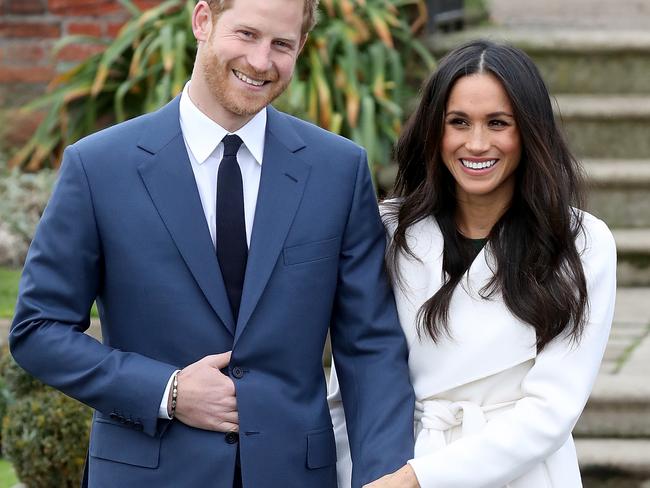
left=200, top=47, right=292, bottom=117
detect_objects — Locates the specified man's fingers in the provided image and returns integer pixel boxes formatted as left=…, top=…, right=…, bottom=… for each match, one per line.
left=220, top=423, right=239, bottom=433
left=220, top=409, right=238, bottom=422
left=219, top=396, right=237, bottom=410
left=217, top=414, right=239, bottom=427
left=202, top=350, right=232, bottom=370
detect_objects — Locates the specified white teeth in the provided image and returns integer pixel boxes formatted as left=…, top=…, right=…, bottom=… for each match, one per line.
left=233, top=70, right=265, bottom=87
left=461, top=159, right=497, bottom=170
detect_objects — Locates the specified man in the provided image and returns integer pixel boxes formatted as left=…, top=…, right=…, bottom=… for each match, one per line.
left=9, top=0, right=414, bottom=486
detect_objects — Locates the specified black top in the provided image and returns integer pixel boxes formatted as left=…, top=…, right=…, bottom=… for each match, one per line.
left=468, top=237, right=488, bottom=255
left=457, top=235, right=488, bottom=263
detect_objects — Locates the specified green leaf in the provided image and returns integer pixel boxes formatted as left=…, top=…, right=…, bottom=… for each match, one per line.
left=52, top=35, right=107, bottom=55
left=129, top=30, right=156, bottom=77
left=360, top=92, right=376, bottom=161
left=92, top=25, right=139, bottom=96
left=116, top=0, right=141, bottom=17
left=160, top=24, right=174, bottom=73
left=172, top=30, right=188, bottom=95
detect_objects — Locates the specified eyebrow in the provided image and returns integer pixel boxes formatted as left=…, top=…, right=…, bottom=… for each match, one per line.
left=446, top=110, right=515, bottom=118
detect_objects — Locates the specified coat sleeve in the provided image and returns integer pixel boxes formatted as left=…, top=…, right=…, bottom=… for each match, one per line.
left=408, top=216, right=617, bottom=487
left=9, top=145, right=177, bottom=437
left=328, top=148, right=415, bottom=488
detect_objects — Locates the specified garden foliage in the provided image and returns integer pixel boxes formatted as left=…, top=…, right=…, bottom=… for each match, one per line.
left=0, top=160, right=56, bottom=266
left=11, top=0, right=435, bottom=174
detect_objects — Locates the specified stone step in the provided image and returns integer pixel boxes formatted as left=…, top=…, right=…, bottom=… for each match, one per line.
left=575, top=375, right=650, bottom=437
left=429, top=28, right=650, bottom=94
left=555, top=95, right=650, bottom=160
left=577, top=439, right=650, bottom=487
left=614, top=229, right=650, bottom=287
left=584, top=159, right=650, bottom=228
left=586, top=160, right=650, bottom=187
left=486, top=0, right=650, bottom=30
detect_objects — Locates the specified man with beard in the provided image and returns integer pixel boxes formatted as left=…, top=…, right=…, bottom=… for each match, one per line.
left=9, top=0, right=414, bottom=487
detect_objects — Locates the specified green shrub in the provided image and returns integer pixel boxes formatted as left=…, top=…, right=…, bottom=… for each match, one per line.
left=0, top=345, right=45, bottom=398
left=0, top=346, right=92, bottom=487
left=0, top=376, right=10, bottom=455
left=0, top=345, right=40, bottom=456
left=2, top=389, right=91, bottom=488
left=0, top=346, right=17, bottom=455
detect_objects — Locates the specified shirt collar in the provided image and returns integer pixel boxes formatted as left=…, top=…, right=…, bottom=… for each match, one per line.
left=179, top=82, right=266, bottom=165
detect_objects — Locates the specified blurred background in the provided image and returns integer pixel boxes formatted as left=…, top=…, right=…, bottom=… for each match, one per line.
left=0, top=0, right=649, bottom=486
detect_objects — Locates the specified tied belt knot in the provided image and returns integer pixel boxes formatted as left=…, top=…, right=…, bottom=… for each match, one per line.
left=414, top=398, right=517, bottom=452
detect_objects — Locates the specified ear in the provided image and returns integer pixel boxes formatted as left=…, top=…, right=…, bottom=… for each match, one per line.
left=192, top=0, right=213, bottom=43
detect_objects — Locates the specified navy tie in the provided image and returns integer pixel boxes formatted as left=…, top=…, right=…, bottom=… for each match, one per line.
left=216, top=134, right=247, bottom=322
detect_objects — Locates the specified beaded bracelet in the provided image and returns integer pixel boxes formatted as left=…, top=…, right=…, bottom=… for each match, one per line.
left=170, top=371, right=179, bottom=419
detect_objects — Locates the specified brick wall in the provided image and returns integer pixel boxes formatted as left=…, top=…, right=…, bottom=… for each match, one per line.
left=0, top=0, right=162, bottom=151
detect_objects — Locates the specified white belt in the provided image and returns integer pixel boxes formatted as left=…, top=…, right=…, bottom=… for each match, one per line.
left=414, top=398, right=517, bottom=453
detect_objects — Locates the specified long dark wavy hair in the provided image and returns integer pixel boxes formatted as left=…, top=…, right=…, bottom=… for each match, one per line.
left=385, top=39, right=588, bottom=351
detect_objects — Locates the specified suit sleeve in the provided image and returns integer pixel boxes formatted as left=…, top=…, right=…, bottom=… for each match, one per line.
left=328, top=148, right=415, bottom=488
left=408, top=217, right=617, bottom=487
left=9, top=145, right=177, bottom=437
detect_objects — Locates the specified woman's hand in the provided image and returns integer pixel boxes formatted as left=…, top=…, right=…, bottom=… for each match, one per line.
left=363, top=464, right=420, bottom=488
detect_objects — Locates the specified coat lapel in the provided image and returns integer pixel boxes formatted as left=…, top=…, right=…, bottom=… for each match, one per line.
left=136, top=97, right=236, bottom=335
left=235, top=107, right=311, bottom=343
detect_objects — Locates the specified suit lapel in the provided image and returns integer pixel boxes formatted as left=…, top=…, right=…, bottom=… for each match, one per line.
left=235, top=107, right=311, bottom=343
left=136, top=97, right=236, bottom=335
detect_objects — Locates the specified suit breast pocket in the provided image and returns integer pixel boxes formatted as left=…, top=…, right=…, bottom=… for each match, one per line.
left=283, top=237, right=340, bottom=266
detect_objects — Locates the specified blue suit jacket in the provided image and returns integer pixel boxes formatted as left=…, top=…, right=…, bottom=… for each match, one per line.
left=10, top=97, right=414, bottom=487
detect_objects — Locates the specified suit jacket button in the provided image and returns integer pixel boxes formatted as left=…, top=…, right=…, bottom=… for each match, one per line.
left=109, top=412, right=119, bottom=420
left=133, top=420, right=144, bottom=431
left=225, top=432, right=239, bottom=444
left=232, top=367, right=244, bottom=379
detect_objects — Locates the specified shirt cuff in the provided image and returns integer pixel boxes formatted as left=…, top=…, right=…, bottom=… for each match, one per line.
left=158, top=370, right=181, bottom=419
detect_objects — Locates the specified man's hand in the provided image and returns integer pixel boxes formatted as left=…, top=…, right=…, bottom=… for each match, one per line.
left=363, top=464, right=420, bottom=488
left=171, top=351, right=239, bottom=432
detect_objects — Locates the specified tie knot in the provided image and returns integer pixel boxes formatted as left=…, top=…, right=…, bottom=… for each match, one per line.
left=222, top=134, right=243, bottom=157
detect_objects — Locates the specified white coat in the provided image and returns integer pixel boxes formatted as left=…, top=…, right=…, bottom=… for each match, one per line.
left=329, top=208, right=617, bottom=488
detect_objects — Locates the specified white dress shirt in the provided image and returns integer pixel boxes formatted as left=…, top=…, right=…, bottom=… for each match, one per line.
left=158, top=82, right=267, bottom=418
left=180, top=82, right=266, bottom=247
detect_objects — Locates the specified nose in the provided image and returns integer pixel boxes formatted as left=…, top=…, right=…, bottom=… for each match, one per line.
left=246, top=43, right=273, bottom=74
left=465, top=126, right=490, bottom=153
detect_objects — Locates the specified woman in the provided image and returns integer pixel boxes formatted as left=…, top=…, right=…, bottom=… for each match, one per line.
left=328, top=40, right=616, bottom=487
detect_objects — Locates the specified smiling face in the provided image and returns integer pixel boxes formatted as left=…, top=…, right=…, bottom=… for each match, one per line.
left=441, top=73, right=522, bottom=212
left=191, top=0, right=305, bottom=130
